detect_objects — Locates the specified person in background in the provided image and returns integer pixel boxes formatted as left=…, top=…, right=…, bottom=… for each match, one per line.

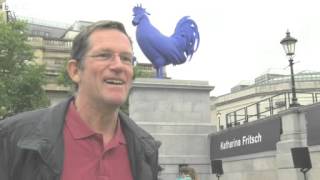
left=177, top=166, right=199, bottom=180
left=0, top=20, right=160, bottom=180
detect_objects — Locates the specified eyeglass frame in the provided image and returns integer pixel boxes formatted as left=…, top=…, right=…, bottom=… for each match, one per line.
left=85, top=50, right=135, bottom=65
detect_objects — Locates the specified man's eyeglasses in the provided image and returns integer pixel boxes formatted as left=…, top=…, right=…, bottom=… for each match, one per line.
left=87, top=51, right=134, bottom=65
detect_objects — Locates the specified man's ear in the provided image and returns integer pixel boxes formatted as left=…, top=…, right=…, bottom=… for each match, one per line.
left=67, top=59, right=81, bottom=83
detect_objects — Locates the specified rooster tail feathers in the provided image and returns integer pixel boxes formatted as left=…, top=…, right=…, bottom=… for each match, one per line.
left=174, top=16, right=200, bottom=60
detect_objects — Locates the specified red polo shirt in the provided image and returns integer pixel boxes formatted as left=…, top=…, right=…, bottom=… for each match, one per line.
left=61, top=102, right=133, bottom=180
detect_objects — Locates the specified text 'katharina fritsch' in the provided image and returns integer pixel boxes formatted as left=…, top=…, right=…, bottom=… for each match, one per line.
left=220, top=133, right=262, bottom=150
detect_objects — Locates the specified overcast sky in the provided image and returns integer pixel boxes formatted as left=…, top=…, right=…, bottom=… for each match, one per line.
left=6, top=0, right=320, bottom=96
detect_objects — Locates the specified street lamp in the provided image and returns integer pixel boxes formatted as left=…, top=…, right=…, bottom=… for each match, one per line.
left=280, top=31, right=300, bottom=107
left=217, top=112, right=221, bottom=130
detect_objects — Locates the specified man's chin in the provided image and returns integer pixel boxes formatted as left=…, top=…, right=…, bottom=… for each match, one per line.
left=104, top=97, right=127, bottom=107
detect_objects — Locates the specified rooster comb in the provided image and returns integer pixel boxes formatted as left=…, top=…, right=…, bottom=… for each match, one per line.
left=133, top=4, right=150, bottom=15
left=134, top=4, right=145, bottom=11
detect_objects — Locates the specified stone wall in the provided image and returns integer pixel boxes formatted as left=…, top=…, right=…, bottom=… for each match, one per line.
left=129, top=78, right=215, bottom=180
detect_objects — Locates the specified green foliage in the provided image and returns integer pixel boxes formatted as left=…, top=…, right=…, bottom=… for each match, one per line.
left=133, top=64, right=154, bottom=79
left=56, top=60, right=75, bottom=92
left=0, top=19, right=49, bottom=119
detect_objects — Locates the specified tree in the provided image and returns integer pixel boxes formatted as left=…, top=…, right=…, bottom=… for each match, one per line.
left=56, top=60, right=75, bottom=92
left=0, top=17, right=49, bottom=119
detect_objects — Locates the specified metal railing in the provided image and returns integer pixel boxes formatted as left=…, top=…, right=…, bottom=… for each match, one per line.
left=27, top=37, right=72, bottom=50
left=224, top=92, right=320, bottom=128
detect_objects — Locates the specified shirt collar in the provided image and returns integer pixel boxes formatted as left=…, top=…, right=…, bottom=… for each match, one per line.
left=114, top=117, right=126, bottom=145
left=65, top=101, right=95, bottom=139
left=66, top=101, right=126, bottom=145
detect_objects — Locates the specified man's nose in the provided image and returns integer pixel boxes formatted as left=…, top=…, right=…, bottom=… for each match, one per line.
left=109, top=54, right=124, bottom=69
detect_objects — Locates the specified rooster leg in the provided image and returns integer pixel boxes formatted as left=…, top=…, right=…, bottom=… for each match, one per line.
left=156, top=67, right=163, bottom=79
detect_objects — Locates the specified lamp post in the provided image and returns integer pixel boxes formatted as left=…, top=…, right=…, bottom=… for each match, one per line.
left=280, top=31, right=300, bottom=107
left=217, top=112, right=221, bottom=130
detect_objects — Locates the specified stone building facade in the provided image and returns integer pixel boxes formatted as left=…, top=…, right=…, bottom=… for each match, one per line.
left=211, top=70, right=320, bottom=131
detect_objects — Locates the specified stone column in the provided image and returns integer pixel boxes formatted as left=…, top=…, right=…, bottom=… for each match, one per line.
left=276, top=107, right=307, bottom=180
left=129, top=78, right=215, bottom=180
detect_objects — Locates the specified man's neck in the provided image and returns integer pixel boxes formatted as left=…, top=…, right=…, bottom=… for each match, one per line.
left=73, top=97, right=119, bottom=141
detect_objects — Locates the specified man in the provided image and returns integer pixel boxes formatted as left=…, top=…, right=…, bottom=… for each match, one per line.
left=0, top=20, right=160, bottom=180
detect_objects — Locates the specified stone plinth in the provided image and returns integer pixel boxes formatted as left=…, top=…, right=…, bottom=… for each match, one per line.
left=129, top=78, right=215, bottom=180
left=276, top=108, right=308, bottom=180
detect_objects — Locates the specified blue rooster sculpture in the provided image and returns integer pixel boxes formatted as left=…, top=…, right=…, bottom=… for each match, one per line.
left=132, top=5, right=200, bottom=78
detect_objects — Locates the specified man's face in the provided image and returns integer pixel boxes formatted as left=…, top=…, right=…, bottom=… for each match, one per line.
left=73, top=29, right=134, bottom=107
